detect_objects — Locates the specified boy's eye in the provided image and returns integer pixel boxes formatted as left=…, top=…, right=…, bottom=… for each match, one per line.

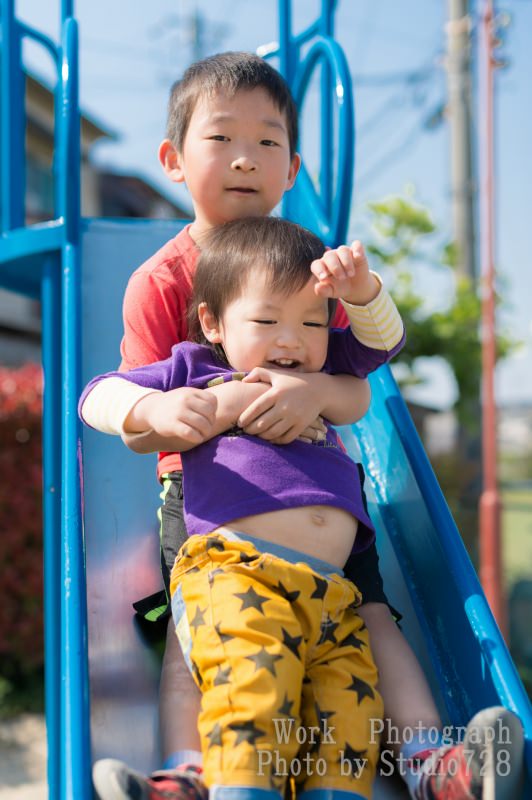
left=260, top=139, right=279, bottom=147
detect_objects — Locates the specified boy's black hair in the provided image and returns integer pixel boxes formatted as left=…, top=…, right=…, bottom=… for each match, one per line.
left=167, top=51, right=298, bottom=157
left=188, top=216, right=336, bottom=343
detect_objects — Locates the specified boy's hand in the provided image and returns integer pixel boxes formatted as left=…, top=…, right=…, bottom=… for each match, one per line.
left=126, top=387, right=217, bottom=445
left=238, top=368, right=327, bottom=445
left=311, top=240, right=380, bottom=305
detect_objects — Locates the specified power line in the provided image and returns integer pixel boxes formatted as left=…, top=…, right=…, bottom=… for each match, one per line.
left=356, top=99, right=444, bottom=188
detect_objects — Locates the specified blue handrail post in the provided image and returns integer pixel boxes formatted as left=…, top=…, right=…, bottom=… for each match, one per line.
left=41, top=252, right=62, bottom=800
left=56, top=13, right=92, bottom=799
left=277, top=0, right=295, bottom=85
left=61, top=0, right=74, bottom=20
left=0, top=0, right=25, bottom=231
left=319, top=0, right=334, bottom=213
left=275, top=0, right=354, bottom=247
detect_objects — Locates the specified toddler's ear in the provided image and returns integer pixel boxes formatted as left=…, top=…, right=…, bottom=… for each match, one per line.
left=198, top=303, right=222, bottom=343
left=158, top=139, right=185, bottom=183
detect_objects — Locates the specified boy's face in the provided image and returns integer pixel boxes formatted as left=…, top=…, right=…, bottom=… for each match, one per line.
left=161, top=88, right=300, bottom=235
left=200, top=268, right=330, bottom=374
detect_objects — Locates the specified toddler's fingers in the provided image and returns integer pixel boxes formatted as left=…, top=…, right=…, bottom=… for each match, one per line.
left=350, top=240, right=368, bottom=265
left=313, top=279, right=334, bottom=298
left=329, top=245, right=356, bottom=277
left=319, top=247, right=355, bottom=281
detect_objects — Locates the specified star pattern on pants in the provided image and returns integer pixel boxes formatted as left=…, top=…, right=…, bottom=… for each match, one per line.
left=214, top=623, right=232, bottom=644
left=339, top=743, right=368, bottom=775
left=275, top=580, right=300, bottom=603
left=179, top=538, right=379, bottom=795
left=213, top=664, right=232, bottom=686
left=229, top=720, right=266, bottom=747
left=310, top=575, right=328, bottom=600
left=239, top=552, right=259, bottom=564
left=191, top=659, right=203, bottom=688
left=277, top=692, right=295, bottom=717
left=245, top=646, right=283, bottom=676
left=190, top=605, right=207, bottom=632
left=205, top=536, right=226, bottom=552
left=318, top=614, right=340, bottom=645
left=338, top=630, right=365, bottom=651
left=315, top=701, right=336, bottom=727
left=234, top=585, right=271, bottom=614
left=345, top=674, right=375, bottom=703
left=281, top=627, right=303, bottom=659
left=206, top=722, right=223, bottom=748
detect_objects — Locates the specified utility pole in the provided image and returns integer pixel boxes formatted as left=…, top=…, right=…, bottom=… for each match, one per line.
left=180, top=0, right=205, bottom=63
left=446, top=0, right=477, bottom=280
left=445, top=1, right=483, bottom=571
left=479, top=0, right=505, bottom=634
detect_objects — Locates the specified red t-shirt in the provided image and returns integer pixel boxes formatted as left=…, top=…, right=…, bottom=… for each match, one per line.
left=119, top=224, right=349, bottom=479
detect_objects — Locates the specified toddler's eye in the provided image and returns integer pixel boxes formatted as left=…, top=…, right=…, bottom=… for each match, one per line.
left=252, top=319, right=276, bottom=325
left=209, top=135, right=229, bottom=142
left=304, top=322, right=327, bottom=328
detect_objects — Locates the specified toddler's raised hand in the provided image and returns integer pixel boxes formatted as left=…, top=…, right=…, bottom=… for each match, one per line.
left=311, top=240, right=380, bottom=306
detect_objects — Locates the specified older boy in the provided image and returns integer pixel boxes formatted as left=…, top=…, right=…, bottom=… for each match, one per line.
left=92, top=53, right=515, bottom=800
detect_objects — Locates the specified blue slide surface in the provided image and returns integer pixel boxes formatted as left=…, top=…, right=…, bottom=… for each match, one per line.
left=80, top=219, right=532, bottom=794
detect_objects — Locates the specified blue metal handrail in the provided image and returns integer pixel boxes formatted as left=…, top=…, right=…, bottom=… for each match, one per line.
left=265, top=0, right=352, bottom=246
left=365, top=366, right=532, bottom=740
left=0, top=2, right=88, bottom=798
left=57, top=17, right=91, bottom=800
left=290, top=35, right=354, bottom=244
left=1, top=0, right=26, bottom=230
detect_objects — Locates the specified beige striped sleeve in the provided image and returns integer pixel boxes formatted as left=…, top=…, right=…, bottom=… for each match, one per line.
left=81, top=377, right=161, bottom=435
left=339, top=272, right=404, bottom=351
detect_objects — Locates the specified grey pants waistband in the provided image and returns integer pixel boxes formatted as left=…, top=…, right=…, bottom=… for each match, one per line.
left=223, top=530, right=344, bottom=579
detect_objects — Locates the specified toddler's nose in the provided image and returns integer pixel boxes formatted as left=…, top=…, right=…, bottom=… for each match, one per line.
left=276, top=328, right=301, bottom=348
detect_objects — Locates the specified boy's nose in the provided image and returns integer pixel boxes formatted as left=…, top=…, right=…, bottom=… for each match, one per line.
left=231, top=155, right=257, bottom=172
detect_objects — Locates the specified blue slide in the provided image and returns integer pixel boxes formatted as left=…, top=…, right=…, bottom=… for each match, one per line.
left=1, top=2, right=531, bottom=797
left=79, top=219, right=532, bottom=797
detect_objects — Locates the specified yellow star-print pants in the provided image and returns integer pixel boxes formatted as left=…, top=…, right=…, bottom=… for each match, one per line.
left=170, top=534, right=383, bottom=799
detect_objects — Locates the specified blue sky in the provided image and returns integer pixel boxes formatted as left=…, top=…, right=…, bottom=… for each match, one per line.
left=18, top=0, right=532, bottom=407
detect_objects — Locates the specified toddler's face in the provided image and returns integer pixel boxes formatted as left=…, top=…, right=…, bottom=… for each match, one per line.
left=177, top=88, right=300, bottom=234
left=204, top=268, right=330, bottom=374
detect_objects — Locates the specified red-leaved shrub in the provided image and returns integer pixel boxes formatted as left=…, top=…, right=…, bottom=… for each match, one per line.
left=0, top=363, right=43, bottom=676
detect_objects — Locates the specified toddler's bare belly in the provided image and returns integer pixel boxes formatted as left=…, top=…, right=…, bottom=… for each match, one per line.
left=213, top=505, right=358, bottom=569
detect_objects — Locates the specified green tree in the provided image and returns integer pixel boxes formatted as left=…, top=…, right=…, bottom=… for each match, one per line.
left=361, top=194, right=518, bottom=560
left=364, top=195, right=515, bottom=428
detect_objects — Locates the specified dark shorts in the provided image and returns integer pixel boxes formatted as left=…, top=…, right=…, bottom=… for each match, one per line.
left=133, top=467, right=399, bottom=623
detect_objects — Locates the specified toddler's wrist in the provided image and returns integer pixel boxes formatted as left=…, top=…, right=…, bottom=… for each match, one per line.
left=342, top=271, right=382, bottom=306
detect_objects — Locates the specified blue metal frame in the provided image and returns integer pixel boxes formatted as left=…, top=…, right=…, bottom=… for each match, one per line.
left=363, top=367, right=532, bottom=734
left=266, top=0, right=353, bottom=246
left=1, top=0, right=531, bottom=795
left=0, top=1, right=90, bottom=798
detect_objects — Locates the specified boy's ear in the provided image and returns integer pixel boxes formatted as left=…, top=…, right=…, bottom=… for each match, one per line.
left=198, top=303, right=222, bottom=343
left=286, top=152, right=301, bottom=191
left=158, top=139, right=186, bottom=183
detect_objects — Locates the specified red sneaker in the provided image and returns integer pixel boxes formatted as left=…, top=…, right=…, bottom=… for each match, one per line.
left=415, top=707, right=523, bottom=800
left=93, top=759, right=208, bottom=800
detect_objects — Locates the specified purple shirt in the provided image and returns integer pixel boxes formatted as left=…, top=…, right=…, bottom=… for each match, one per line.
left=81, top=331, right=404, bottom=554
